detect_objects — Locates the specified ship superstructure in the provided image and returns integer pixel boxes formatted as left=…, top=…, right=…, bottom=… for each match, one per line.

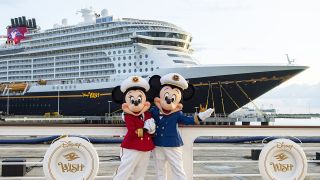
left=0, top=8, right=307, bottom=116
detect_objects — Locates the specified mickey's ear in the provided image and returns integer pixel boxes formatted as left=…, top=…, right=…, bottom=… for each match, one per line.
left=149, top=75, right=161, bottom=91
left=183, top=84, right=195, bottom=101
left=111, top=86, right=124, bottom=104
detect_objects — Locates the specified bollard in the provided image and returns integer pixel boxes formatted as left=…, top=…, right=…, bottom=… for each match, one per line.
left=1, top=159, right=26, bottom=177
left=251, top=149, right=262, bottom=160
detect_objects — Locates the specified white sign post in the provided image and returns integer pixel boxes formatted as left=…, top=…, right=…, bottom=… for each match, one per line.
left=43, top=136, right=99, bottom=180
left=259, top=138, right=307, bottom=180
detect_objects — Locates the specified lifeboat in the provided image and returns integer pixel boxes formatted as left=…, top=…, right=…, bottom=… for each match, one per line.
left=37, top=79, right=47, bottom=85
left=7, top=83, right=28, bottom=91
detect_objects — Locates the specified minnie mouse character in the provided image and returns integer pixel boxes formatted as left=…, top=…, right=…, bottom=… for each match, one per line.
left=149, top=73, right=214, bottom=180
left=112, top=76, right=156, bottom=180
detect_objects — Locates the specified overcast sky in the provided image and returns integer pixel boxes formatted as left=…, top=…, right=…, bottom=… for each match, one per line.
left=0, top=0, right=319, bottom=113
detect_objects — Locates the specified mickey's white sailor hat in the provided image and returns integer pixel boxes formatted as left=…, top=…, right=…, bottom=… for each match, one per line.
left=160, top=73, right=188, bottom=90
left=120, top=76, right=150, bottom=93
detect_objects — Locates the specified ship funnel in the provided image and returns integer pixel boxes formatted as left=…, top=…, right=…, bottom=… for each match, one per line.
left=101, top=9, right=108, bottom=17
left=32, top=18, right=37, bottom=28
left=62, top=18, right=68, bottom=26
left=11, top=19, right=15, bottom=27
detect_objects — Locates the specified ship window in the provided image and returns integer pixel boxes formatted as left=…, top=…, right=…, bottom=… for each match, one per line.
left=129, top=69, right=131, bottom=73
left=145, top=68, right=148, bottom=72
left=123, top=50, right=126, bottom=53
left=113, top=57, right=116, bottom=61
left=134, top=69, right=137, bottom=73
left=139, top=55, right=142, bottom=59
left=118, top=50, right=121, bottom=54
left=118, top=57, right=121, bottom=60
left=151, top=61, right=154, bottom=64
left=128, top=63, right=131, bottom=66
left=128, top=56, right=131, bottom=60
left=108, top=52, right=111, bottom=55
left=123, top=70, right=126, bottom=73
left=134, top=62, right=136, bottom=66
left=129, top=49, right=132, bottom=53
left=145, top=61, right=148, bottom=65
left=151, top=68, right=154, bottom=71
left=145, top=54, right=148, bottom=58
left=139, top=69, right=142, bottom=72
left=123, top=63, right=126, bottom=67
left=118, top=63, right=121, bottom=67
left=134, top=55, right=136, bottom=59
left=139, top=62, right=142, bottom=65
left=123, top=56, right=126, bottom=60
left=113, top=51, right=116, bottom=54
left=118, top=70, right=121, bottom=73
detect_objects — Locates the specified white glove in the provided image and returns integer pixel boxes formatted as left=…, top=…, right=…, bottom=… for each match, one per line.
left=144, top=118, right=156, bottom=134
left=198, top=108, right=214, bottom=120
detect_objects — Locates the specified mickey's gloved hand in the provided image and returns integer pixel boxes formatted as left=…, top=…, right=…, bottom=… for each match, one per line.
left=198, top=108, right=214, bottom=120
left=144, top=118, right=156, bottom=134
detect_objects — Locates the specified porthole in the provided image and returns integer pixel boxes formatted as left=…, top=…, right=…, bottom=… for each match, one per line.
left=128, top=63, right=131, bottom=66
left=139, top=62, right=142, bottom=65
left=139, top=55, right=142, bottom=59
left=123, top=50, right=126, bottom=53
left=145, top=68, right=148, bottom=72
left=134, top=62, right=136, bottom=66
left=139, top=69, right=142, bottom=72
left=134, top=55, right=136, bottom=59
left=128, top=56, right=131, bottom=60
left=108, top=52, right=111, bottom=55
left=113, top=51, right=116, bottom=54
left=113, top=57, right=116, bottom=61
left=151, top=67, right=154, bottom=71
left=118, top=63, right=121, bottom=67
left=123, top=63, right=126, bottom=67
left=151, top=60, right=154, bottom=64
left=129, top=69, right=131, bottom=73
left=128, top=49, right=132, bottom=53
left=145, top=54, right=148, bottom=58
left=134, top=69, right=137, bottom=72
left=118, top=57, right=121, bottom=60
left=118, top=50, right=121, bottom=54
left=123, top=69, right=126, bottom=73
left=118, top=70, right=121, bottom=73
left=123, top=56, right=126, bottom=60
left=145, top=61, right=148, bottom=65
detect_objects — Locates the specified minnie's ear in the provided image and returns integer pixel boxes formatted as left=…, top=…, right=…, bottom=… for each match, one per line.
left=149, top=75, right=161, bottom=91
left=148, top=75, right=162, bottom=100
left=111, top=86, right=124, bottom=104
left=183, top=84, right=195, bottom=101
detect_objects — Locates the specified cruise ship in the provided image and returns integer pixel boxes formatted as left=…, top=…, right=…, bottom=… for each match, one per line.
left=0, top=8, right=307, bottom=116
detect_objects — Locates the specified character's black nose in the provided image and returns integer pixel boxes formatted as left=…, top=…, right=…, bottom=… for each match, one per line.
left=134, top=101, right=140, bottom=106
left=165, top=97, right=172, bottom=104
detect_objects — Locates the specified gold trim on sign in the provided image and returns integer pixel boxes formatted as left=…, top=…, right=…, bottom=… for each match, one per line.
left=0, top=93, right=111, bottom=99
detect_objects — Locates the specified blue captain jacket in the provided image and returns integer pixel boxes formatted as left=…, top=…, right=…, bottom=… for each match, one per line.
left=150, top=106, right=197, bottom=147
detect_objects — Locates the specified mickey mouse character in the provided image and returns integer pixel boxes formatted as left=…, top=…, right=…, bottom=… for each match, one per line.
left=112, top=76, right=156, bottom=180
left=149, top=73, right=214, bottom=180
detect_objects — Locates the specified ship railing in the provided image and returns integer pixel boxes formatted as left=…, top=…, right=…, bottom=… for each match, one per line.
left=0, top=125, right=319, bottom=179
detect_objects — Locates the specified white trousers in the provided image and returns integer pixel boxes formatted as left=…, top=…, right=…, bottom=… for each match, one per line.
left=113, top=148, right=151, bottom=180
left=153, top=146, right=187, bottom=180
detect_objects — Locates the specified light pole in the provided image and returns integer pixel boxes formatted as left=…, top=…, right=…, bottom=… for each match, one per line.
left=55, top=85, right=60, bottom=115
left=6, top=88, right=12, bottom=115
left=108, top=100, right=112, bottom=117
left=194, top=107, right=199, bottom=113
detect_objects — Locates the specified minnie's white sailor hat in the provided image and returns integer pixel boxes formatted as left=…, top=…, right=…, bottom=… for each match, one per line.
left=120, top=76, right=150, bottom=93
left=160, top=73, right=188, bottom=90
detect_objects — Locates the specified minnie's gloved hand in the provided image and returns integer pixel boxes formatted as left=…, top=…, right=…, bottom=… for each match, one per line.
left=198, top=108, right=214, bottom=120
left=144, top=118, right=156, bottom=134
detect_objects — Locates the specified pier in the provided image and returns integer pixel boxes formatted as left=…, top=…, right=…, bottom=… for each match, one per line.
left=0, top=124, right=320, bottom=179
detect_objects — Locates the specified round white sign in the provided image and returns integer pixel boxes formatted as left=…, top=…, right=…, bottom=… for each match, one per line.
left=43, top=137, right=99, bottom=180
left=259, top=138, right=307, bottom=180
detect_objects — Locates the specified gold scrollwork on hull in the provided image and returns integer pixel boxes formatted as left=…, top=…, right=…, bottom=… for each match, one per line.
left=82, top=92, right=101, bottom=99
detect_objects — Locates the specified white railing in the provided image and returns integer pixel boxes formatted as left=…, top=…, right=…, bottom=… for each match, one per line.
left=0, top=125, right=320, bottom=179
